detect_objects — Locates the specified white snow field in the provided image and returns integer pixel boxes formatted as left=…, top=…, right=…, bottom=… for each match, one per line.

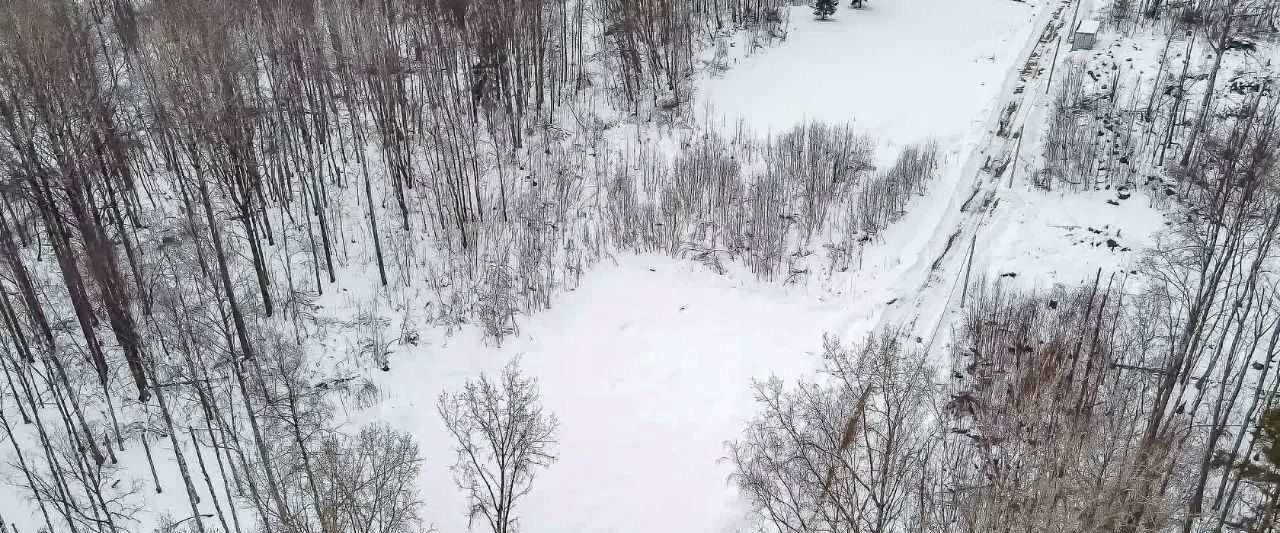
left=698, top=0, right=1040, bottom=148
left=369, top=256, right=845, bottom=532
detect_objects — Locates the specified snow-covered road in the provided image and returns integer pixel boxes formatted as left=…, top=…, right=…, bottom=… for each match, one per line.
left=872, top=0, right=1166, bottom=360
left=872, top=0, right=1084, bottom=349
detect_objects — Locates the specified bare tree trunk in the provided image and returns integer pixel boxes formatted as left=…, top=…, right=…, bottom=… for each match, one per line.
left=147, top=340, right=206, bottom=533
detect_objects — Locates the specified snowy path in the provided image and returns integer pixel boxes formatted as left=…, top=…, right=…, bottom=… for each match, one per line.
left=870, top=0, right=1092, bottom=351
left=696, top=0, right=1056, bottom=342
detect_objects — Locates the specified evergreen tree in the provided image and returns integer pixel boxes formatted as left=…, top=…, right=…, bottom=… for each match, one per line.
left=814, top=0, right=836, bottom=19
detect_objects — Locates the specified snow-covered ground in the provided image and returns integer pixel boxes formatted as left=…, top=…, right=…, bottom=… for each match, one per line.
left=371, top=1, right=1116, bottom=530
left=368, top=256, right=844, bottom=532
left=384, top=2, right=1172, bottom=530
left=0, top=1, right=1192, bottom=531
left=982, top=186, right=1167, bottom=287
left=698, top=0, right=1040, bottom=149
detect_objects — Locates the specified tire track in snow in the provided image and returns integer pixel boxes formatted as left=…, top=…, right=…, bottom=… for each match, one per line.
left=871, top=0, right=1090, bottom=357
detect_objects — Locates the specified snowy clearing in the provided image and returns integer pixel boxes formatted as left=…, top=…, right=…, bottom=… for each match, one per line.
left=370, top=255, right=843, bottom=532
left=697, top=0, right=1039, bottom=148
left=13, top=0, right=1280, bottom=529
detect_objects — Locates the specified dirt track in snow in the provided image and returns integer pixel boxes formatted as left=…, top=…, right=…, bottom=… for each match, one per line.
left=871, top=0, right=1090, bottom=353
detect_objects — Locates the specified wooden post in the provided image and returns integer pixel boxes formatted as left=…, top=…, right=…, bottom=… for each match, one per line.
left=1067, top=0, right=1085, bottom=49
left=1008, top=123, right=1027, bottom=188
left=1045, top=35, right=1064, bottom=95
left=960, top=233, right=978, bottom=308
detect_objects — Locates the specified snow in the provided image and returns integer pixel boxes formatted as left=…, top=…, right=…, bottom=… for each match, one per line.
left=697, top=0, right=1040, bottom=149
left=1077, top=19, right=1100, bottom=34
left=388, top=3, right=1170, bottom=528
left=981, top=188, right=1167, bottom=289
left=0, top=1, right=1195, bottom=531
left=369, top=255, right=845, bottom=532
left=790, top=0, right=1168, bottom=356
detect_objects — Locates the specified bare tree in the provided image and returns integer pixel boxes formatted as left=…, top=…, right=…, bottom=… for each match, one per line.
left=438, top=360, right=559, bottom=533
left=316, top=424, right=427, bottom=533
left=729, top=333, right=939, bottom=533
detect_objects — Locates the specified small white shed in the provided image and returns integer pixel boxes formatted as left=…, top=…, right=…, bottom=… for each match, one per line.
left=1073, top=19, right=1100, bottom=51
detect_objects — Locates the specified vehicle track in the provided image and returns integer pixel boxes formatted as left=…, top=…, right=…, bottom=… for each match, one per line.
left=872, top=0, right=1089, bottom=356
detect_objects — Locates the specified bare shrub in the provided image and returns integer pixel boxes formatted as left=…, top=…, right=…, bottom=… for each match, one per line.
left=316, top=424, right=427, bottom=533
left=821, top=240, right=857, bottom=274
left=1040, top=60, right=1136, bottom=192
left=438, top=360, right=559, bottom=533
left=475, top=260, right=520, bottom=342
left=768, top=123, right=875, bottom=236
left=852, top=142, right=940, bottom=237
left=153, top=512, right=202, bottom=533
left=603, top=162, right=662, bottom=253
left=23, top=437, right=143, bottom=532
left=658, top=133, right=745, bottom=253
left=729, top=333, right=939, bottom=533
left=945, top=282, right=1182, bottom=533
left=595, top=122, right=898, bottom=282
left=354, top=303, right=393, bottom=371
left=746, top=169, right=791, bottom=279
left=353, top=378, right=383, bottom=411
left=1043, top=101, right=1102, bottom=190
